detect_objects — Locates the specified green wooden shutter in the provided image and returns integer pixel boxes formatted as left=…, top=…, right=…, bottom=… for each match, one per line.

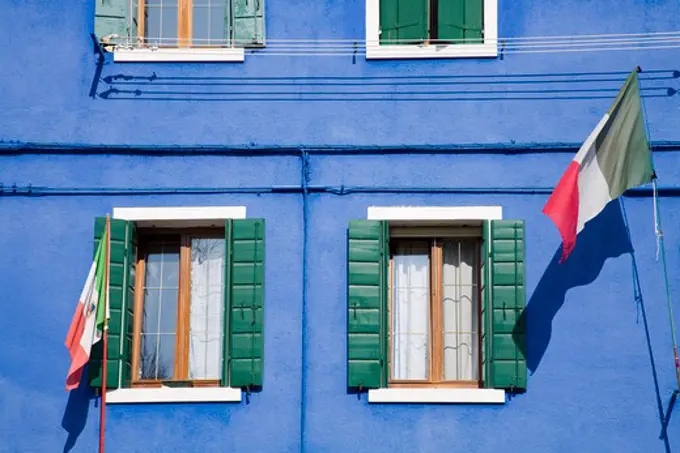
left=94, top=0, right=133, bottom=40
left=347, top=220, right=389, bottom=390
left=88, top=217, right=136, bottom=389
left=438, top=0, right=483, bottom=44
left=223, top=219, right=265, bottom=389
left=379, top=0, right=428, bottom=45
left=483, top=220, right=527, bottom=391
left=232, top=0, right=265, bottom=47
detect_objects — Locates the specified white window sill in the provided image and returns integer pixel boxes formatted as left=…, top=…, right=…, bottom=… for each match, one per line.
left=368, top=388, right=505, bottom=404
left=106, top=386, right=242, bottom=404
left=113, top=48, right=245, bottom=63
left=367, top=206, right=502, bottom=221
left=365, top=43, right=498, bottom=60
left=113, top=205, right=247, bottom=227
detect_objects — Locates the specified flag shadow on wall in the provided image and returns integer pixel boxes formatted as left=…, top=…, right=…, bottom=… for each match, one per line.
left=520, top=200, right=633, bottom=374
left=61, top=367, right=96, bottom=453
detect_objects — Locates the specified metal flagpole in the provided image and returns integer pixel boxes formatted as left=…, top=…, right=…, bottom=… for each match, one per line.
left=640, top=67, right=680, bottom=391
left=652, top=178, right=680, bottom=390
left=99, top=215, right=111, bottom=453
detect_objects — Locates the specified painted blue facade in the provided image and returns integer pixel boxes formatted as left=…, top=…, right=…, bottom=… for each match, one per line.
left=1, top=0, right=680, bottom=452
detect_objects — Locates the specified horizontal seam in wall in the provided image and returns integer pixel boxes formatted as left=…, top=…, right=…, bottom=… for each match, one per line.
left=1, top=141, right=680, bottom=156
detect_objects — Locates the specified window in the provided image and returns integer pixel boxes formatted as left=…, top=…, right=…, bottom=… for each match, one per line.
left=133, top=230, right=226, bottom=387
left=93, top=0, right=264, bottom=62
left=365, top=0, right=498, bottom=59
left=347, top=210, right=527, bottom=403
left=86, top=213, right=265, bottom=403
left=137, top=0, right=264, bottom=47
left=389, top=234, right=481, bottom=387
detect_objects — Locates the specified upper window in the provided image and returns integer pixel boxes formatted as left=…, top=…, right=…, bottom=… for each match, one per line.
left=365, top=0, right=498, bottom=59
left=389, top=233, right=481, bottom=387
left=94, top=0, right=264, bottom=61
left=138, top=0, right=264, bottom=47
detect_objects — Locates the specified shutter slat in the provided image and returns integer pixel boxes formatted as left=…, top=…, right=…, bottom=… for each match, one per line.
left=347, top=220, right=388, bottom=390
left=223, top=219, right=265, bottom=389
left=88, top=217, right=135, bottom=389
left=483, top=220, right=527, bottom=391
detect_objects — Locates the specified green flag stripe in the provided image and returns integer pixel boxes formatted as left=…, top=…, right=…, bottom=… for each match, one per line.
left=95, top=229, right=108, bottom=334
left=595, top=70, right=654, bottom=199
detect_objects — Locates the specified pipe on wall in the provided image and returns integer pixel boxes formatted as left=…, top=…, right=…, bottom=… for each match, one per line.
left=299, top=151, right=310, bottom=453
left=2, top=141, right=680, bottom=156
left=2, top=184, right=680, bottom=197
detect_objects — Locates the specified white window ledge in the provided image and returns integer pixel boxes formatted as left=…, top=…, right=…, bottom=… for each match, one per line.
left=106, top=386, right=242, bottom=404
left=113, top=48, right=245, bottom=63
left=367, top=206, right=502, bottom=221
left=365, top=43, right=498, bottom=60
left=113, top=205, right=246, bottom=227
left=368, top=388, right=505, bottom=404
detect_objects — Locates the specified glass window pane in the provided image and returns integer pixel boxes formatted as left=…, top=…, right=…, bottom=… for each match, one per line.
left=144, top=0, right=178, bottom=46
left=141, top=290, right=159, bottom=334
left=157, top=334, right=176, bottom=379
left=192, top=1, right=227, bottom=45
left=391, top=241, right=430, bottom=381
left=442, top=240, right=479, bottom=381
left=209, top=5, right=227, bottom=43
left=192, top=3, right=210, bottom=43
left=139, top=241, right=179, bottom=380
left=189, top=238, right=225, bottom=380
left=139, top=334, right=158, bottom=380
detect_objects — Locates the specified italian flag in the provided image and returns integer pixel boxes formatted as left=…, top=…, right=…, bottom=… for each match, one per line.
left=65, top=230, right=109, bottom=390
left=544, top=69, right=654, bottom=262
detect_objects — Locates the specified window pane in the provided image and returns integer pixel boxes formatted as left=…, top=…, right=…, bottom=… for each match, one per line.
left=139, top=333, right=158, bottom=379
left=139, top=241, right=180, bottom=380
left=442, top=240, right=479, bottom=381
left=391, top=241, right=430, bottom=381
left=193, top=1, right=227, bottom=45
left=145, top=0, right=179, bottom=46
left=189, top=238, right=225, bottom=380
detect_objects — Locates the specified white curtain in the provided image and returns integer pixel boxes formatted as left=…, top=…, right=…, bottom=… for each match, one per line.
left=442, top=240, right=479, bottom=381
left=189, top=238, right=225, bottom=380
left=391, top=243, right=430, bottom=380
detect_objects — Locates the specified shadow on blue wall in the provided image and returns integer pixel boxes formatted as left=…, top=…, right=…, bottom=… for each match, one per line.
left=522, top=201, right=633, bottom=374
left=92, top=70, right=679, bottom=102
left=521, top=199, right=673, bottom=452
left=621, top=201, right=674, bottom=453
left=61, top=371, right=96, bottom=453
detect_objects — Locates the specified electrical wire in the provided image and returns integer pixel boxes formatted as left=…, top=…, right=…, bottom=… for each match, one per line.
left=107, top=29, right=680, bottom=44
left=102, top=29, right=680, bottom=56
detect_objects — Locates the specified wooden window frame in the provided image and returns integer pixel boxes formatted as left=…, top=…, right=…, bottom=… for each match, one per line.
left=388, top=234, right=483, bottom=389
left=131, top=228, right=225, bottom=388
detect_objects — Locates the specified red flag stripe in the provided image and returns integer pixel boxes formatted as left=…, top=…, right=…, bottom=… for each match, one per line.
left=543, top=161, right=580, bottom=262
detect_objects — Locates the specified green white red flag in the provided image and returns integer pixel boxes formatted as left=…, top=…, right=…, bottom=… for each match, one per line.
left=65, top=230, right=109, bottom=390
left=543, top=69, right=654, bottom=261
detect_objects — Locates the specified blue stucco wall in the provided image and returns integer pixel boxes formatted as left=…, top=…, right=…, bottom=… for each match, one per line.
left=0, top=0, right=679, bottom=146
left=2, top=0, right=680, bottom=452
left=1, top=152, right=680, bottom=452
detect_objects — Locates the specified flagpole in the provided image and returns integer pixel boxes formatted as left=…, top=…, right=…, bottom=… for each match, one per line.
left=652, top=178, right=680, bottom=390
left=640, top=65, right=680, bottom=391
left=99, top=215, right=111, bottom=453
